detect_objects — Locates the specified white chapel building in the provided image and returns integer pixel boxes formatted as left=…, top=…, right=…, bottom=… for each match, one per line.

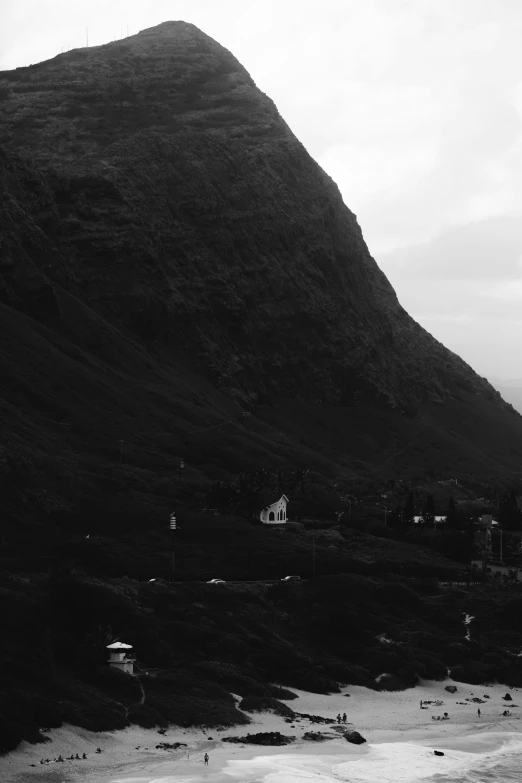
left=258, top=494, right=289, bottom=524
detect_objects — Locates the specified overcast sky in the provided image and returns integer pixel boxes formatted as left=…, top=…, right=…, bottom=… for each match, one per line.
left=2, top=0, right=521, bottom=380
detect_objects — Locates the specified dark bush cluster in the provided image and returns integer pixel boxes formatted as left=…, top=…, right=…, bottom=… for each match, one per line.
left=191, top=661, right=271, bottom=697
left=238, top=697, right=295, bottom=718
left=2, top=567, right=522, bottom=754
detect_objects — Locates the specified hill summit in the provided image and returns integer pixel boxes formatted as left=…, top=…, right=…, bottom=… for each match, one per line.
left=1, top=21, right=522, bottom=528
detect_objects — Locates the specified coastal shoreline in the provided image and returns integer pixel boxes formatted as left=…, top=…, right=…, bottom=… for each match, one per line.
left=3, top=679, right=521, bottom=783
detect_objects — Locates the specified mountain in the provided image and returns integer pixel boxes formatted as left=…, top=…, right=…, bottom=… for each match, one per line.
left=4, top=22, right=522, bottom=758
left=490, top=381, right=522, bottom=416
left=1, top=21, right=522, bottom=537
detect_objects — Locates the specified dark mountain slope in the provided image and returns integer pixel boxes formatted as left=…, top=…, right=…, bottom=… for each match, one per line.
left=0, top=22, right=510, bottom=407
left=1, top=22, right=522, bottom=532
left=491, top=381, right=522, bottom=416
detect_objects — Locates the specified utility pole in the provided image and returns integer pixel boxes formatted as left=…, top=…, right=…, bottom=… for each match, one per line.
left=377, top=503, right=389, bottom=526
left=482, top=528, right=491, bottom=575
left=345, top=494, right=356, bottom=521
left=169, top=511, right=177, bottom=581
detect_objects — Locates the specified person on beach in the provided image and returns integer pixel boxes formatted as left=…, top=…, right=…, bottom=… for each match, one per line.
left=204, top=752, right=209, bottom=766
left=477, top=708, right=481, bottom=717
left=342, top=713, right=347, bottom=723
left=83, top=753, right=87, bottom=759
left=337, top=713, right=341, bottom=723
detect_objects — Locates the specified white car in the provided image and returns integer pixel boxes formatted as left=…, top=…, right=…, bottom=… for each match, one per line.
left=281, top=575, right=301, bottom=582
left=207, top=578, right=226, bottom=584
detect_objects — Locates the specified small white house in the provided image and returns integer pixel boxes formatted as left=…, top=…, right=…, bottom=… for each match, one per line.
left=107, top=642, right=134, bottom=675
left=413, top=515, right=447, bottom=525
left=259, top=494, right=289, bottom=525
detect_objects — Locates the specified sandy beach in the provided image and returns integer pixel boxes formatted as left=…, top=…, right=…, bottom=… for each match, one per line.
left=2, top=679, right=522, bottom=783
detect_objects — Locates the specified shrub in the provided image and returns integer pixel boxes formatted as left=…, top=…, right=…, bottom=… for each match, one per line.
left=286, top=670, right=340, bottom=694
left=238, top=697, right=294, bottom=718
left=376, top=674, right=408, bottom=691
left=0, top=716, right=47, bottom=754
left=141, top=671, right=250, bottom=728
left=127, top=703, right=167, bottom=729
left=191, top=661, right=270, bottom=697
left=86, top=666, right=143, bottom=705
left=443, top=643, right=472, bottom=665
left=416, top=655, right=447, bottom=681
left=321, top=661, right=376, bottom=689
left=268, top=686, right=298, bottom=700
left=450, top=663, right=495, bottom=685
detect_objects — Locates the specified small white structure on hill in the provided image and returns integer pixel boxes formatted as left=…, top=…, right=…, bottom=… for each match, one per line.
left=107, top=642, right=134, bottom=675
left=413, top=515, right=447, bottom=525
left=259, top=494, right=289, bottom=524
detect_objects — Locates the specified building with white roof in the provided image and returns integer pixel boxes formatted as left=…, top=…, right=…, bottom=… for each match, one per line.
left=107, top=642, right=134, bottom=675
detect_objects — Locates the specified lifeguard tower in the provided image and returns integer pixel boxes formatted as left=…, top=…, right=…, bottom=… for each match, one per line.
left=106, top=642, right=134, bottom=675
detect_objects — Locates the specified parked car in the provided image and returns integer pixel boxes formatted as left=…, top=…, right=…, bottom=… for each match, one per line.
left=207, top=578, right=226, bottom=584
left=281, top=575, right=301, bottom=581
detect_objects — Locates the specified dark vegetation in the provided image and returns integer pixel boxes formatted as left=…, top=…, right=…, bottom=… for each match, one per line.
left=2, top=21, right=522, bottom=758
left=2, top=558, right=522, bottom=754
left=238, top=697, right=295, bottom=718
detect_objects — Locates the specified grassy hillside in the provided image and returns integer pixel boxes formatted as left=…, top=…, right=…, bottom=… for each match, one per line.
left=2, top=550, right=522, bottom=755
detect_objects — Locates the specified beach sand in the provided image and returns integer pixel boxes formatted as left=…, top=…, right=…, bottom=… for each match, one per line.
left=2, top=679, right=521, bottom=783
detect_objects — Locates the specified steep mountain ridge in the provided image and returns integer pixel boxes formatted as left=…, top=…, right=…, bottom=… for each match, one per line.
left=1, top=22, right=522, bottom=530
left=491, top=381, right=522, bottom=416
left=0, top=21, right=510, bottom=409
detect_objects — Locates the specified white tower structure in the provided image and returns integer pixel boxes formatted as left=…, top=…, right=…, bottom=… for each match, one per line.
left=106, top=642, right=134, bottom=675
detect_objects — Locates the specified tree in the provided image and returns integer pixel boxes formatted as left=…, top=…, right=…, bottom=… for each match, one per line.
left=498, top=490, right=522, bottom=531
left=206, top=481, right=238, bottom=512
left=402, top=492, right=415, bottom=527
left=387, top=504, right=404, bottom=528
left=423, top=493, right=435, bottom=527
left=290, top=468, right=310, bottom=496
left=446, top=495, right=459, bottom=529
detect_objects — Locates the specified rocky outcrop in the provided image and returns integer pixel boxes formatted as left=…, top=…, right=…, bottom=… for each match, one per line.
left=223, top=732, right=294, bottom=745
left=344, top=730, right=366, bottom=744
